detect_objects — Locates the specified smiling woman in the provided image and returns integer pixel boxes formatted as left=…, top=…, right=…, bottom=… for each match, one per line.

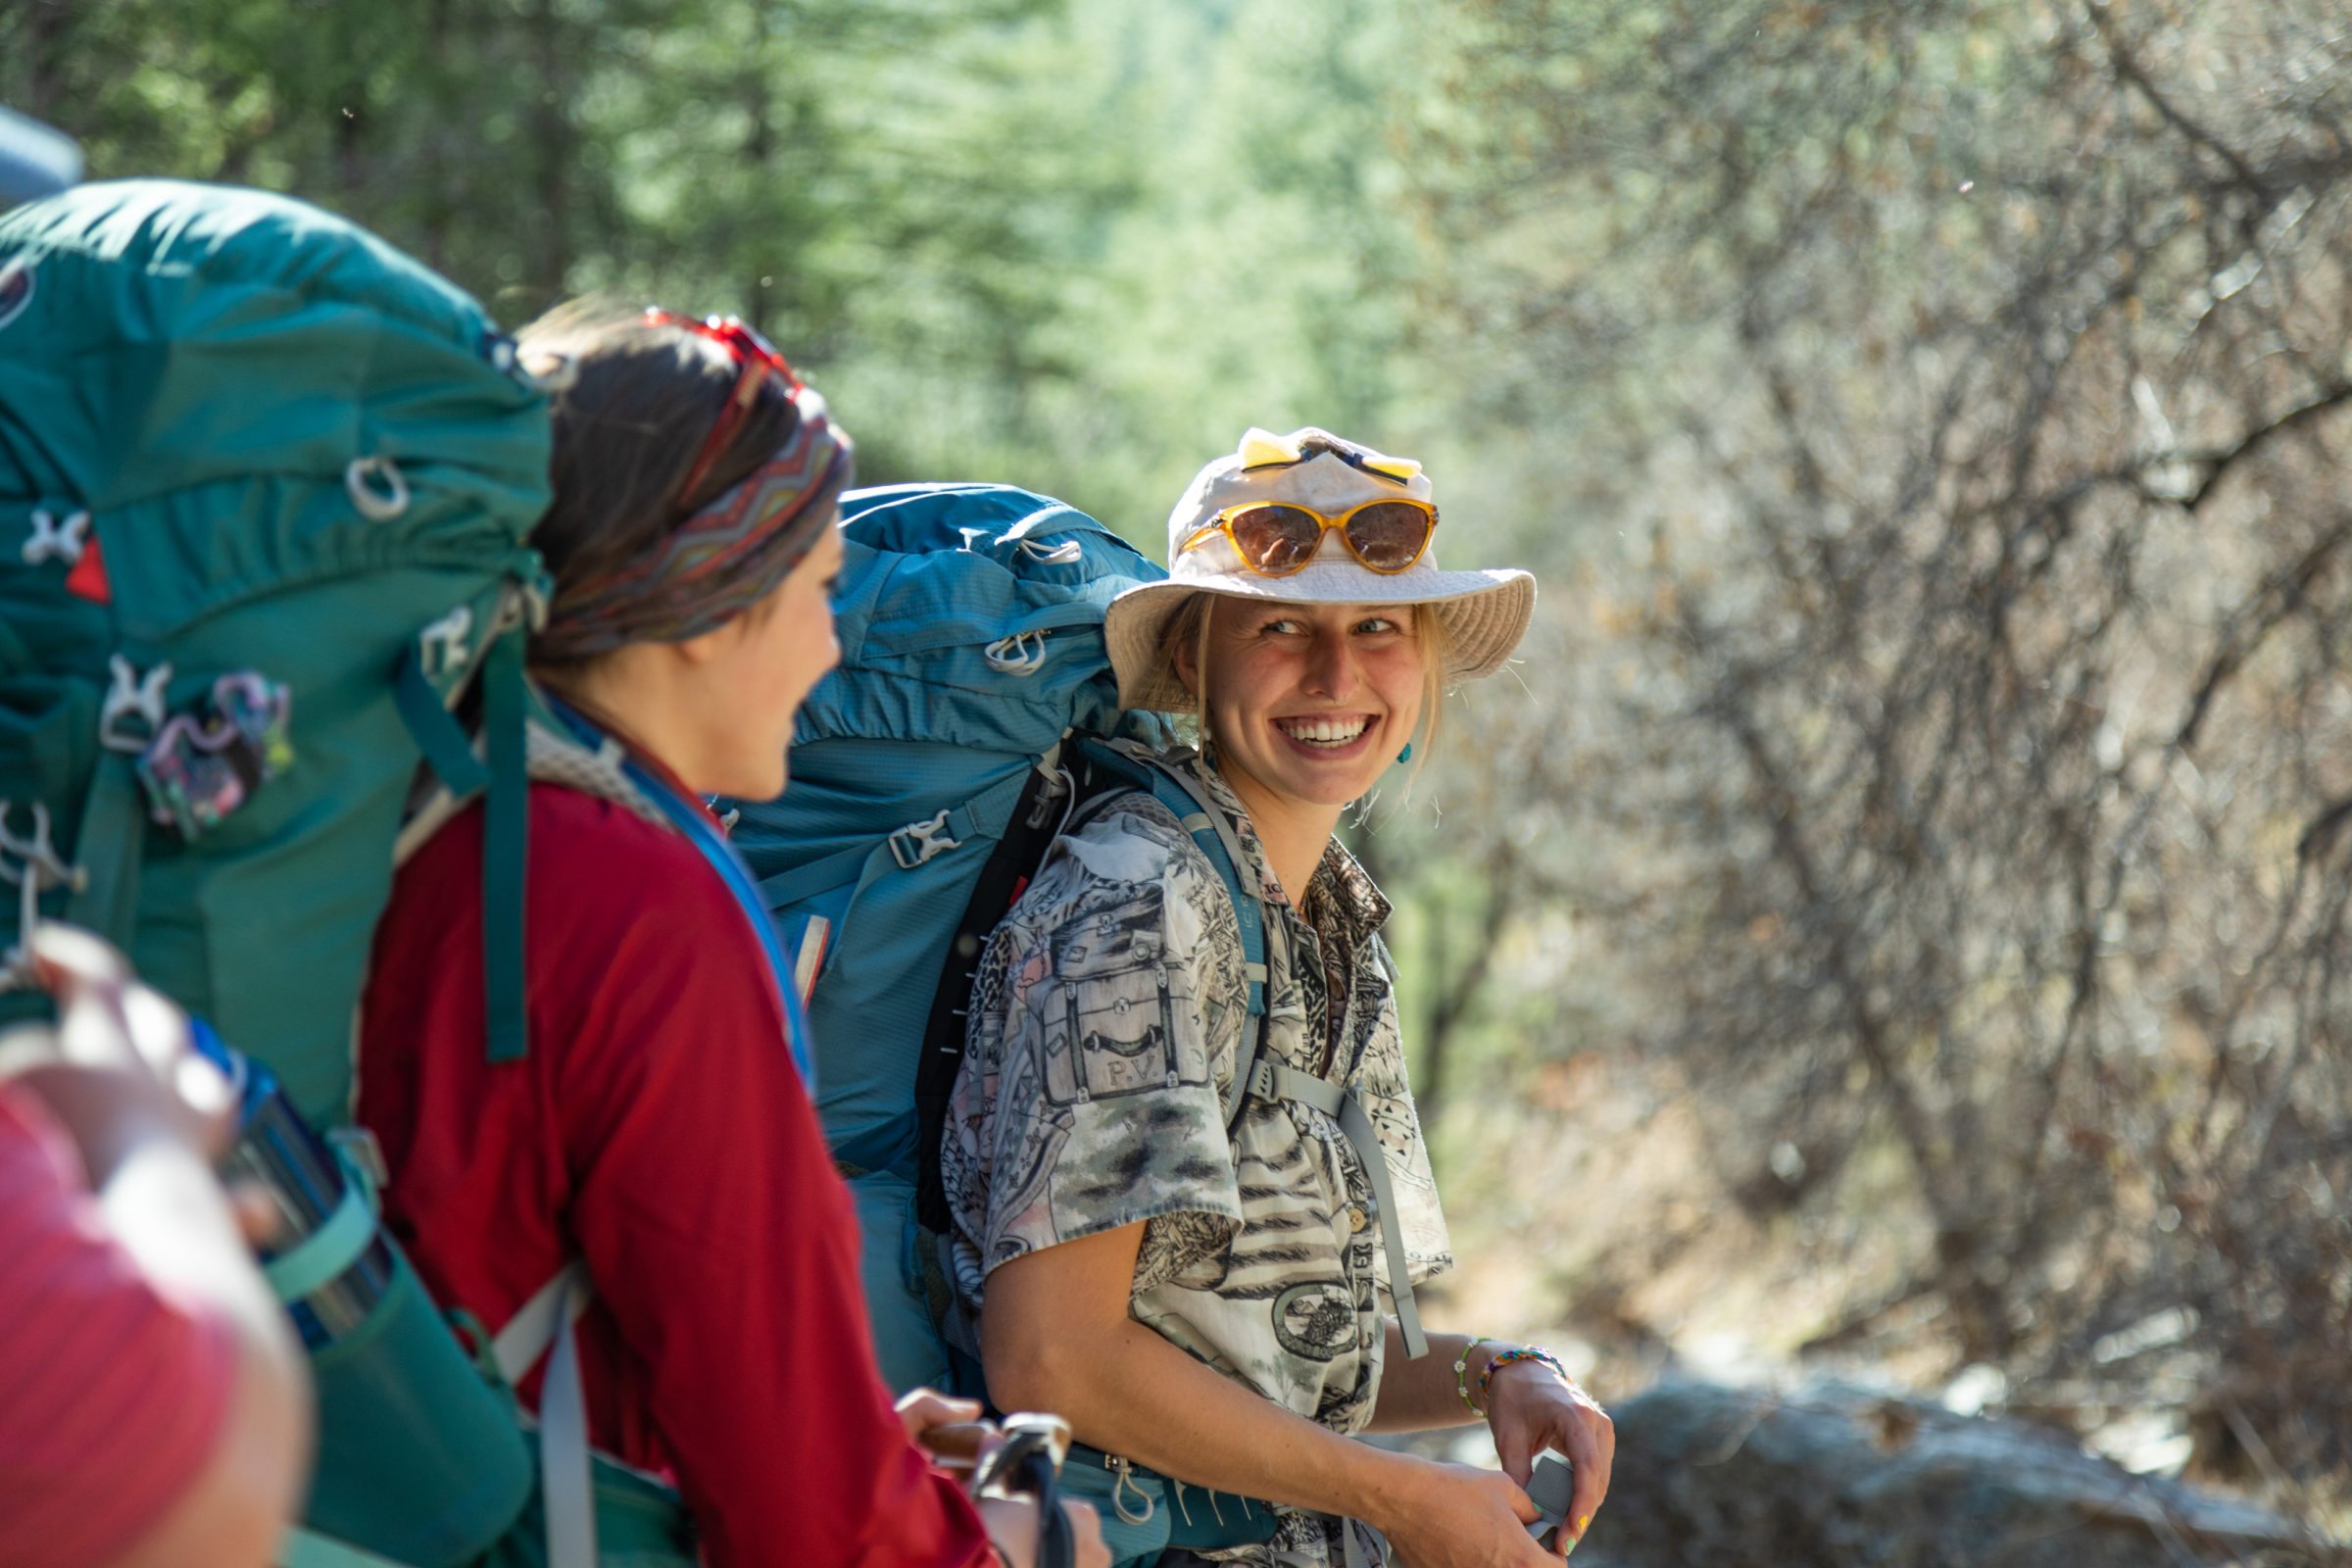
left=1154, top=593, right=1452, bottom=854
left=942, top=429, right=1618, bottom=1568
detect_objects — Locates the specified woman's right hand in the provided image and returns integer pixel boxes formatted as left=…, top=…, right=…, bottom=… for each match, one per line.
left=975, top=1495, right=1107, bottom=1568
left=1368, top=1456, right=1558, bottom=1568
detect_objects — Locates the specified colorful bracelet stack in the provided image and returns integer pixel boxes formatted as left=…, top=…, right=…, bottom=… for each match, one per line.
left=1480, top=1345, right=1570, bottom=1400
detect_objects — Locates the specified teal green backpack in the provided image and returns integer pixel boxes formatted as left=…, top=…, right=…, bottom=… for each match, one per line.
left=0, top=177, right=546, bottom=1120
left=0, top=181, right=693, bottom=1568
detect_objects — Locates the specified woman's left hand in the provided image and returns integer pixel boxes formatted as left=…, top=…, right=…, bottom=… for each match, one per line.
left=1486, top=1360, right=1614, bottom=1555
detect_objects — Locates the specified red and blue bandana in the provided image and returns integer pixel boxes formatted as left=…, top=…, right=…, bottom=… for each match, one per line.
left=535, top=383, right=853, bottom=662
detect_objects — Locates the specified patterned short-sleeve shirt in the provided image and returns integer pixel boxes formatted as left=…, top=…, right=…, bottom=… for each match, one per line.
left=943, top=751, right=1451, bottom=1566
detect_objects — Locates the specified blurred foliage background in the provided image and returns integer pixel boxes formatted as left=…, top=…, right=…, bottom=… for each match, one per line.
left=10, top=0, right=2350, bottom=1542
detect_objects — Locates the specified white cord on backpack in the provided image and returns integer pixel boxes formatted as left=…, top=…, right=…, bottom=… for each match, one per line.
left=983, top=629, right=1051, bottom=676
left=345, top=456, right=411, bottom=522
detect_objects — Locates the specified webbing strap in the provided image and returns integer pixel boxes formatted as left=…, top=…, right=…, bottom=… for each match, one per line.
left=1143, top=762, right=1267, bottom=1012
left=63, top=754, right=145, bottom=948
left=479, top=634, right=529, bottom=1063
left=491, top=1259, right=592, bottom=1386
left=279, top=1526, right=416, bottom=1568
left=755, top=840, right=870, bottom=911
left=1250, top=1058, right=1429, bottom=1360
left=538, top=1271, right=597, bottom=1568
left=391, top=650, right=486, bottom=796
left=261, top=1152, right=375, bottom=1303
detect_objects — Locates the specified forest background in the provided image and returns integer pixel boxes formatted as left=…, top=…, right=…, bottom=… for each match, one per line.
left=8, top=0, right=2350, bottom=1545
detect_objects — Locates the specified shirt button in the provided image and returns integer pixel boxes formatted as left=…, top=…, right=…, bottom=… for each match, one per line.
left=1346, top=1205, right=1368, bottom=1234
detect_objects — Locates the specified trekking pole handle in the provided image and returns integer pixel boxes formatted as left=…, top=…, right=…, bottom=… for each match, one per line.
left=998, top=1412, right=1072, bottom=1475
left=975, top=1418, right=1075, bottom=1568
left=917, top=1421, right=998, bottom=1476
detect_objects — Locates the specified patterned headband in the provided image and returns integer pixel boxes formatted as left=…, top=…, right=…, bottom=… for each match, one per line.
left=534, top=382, right=853, bottom=662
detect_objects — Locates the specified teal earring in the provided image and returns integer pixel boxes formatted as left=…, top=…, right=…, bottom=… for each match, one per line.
left=1396, top=742, right=1413, bottom=764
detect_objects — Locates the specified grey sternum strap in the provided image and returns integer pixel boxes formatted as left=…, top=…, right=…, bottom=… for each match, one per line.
left=1248, top=1058, right=1429, bottom=1360
left=493, top=1261, right=598, bottom=1568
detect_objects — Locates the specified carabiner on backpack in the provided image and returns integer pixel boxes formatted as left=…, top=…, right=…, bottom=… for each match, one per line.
left=984, top=629, right=1051, bottom=676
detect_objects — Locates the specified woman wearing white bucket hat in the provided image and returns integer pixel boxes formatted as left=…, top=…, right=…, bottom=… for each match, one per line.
left=943, top=429, right=1614, bottom=1568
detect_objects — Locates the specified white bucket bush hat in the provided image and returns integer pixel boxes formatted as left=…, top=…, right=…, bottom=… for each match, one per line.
left=1104, top=426, right=1536, bottom=712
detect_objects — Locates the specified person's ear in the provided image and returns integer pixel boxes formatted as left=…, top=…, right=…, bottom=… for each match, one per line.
left=1172, top=603, right=1211, bottom=697
left=672, top=613, right=757, bottom=668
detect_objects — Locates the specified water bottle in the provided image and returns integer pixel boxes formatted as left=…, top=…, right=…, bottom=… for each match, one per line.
left=189, top=1020, right=534, bottom=1567
left=189, top=1019, right=397, bottom=1347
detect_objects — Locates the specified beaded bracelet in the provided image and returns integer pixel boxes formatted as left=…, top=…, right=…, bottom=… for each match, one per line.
left=1452, top=1338, right=1503, bottom=1416
left=1480, top=1345, right=1570, bottom=1399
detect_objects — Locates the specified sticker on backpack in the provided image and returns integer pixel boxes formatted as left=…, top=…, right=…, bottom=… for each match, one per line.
left=0, top=258, right=32, bottom=332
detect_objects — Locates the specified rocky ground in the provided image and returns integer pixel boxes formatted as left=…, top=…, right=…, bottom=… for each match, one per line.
left=1552, top=1379, right=2336, bottom=1568
left=1391, top=1048, right=2350, bottom=1564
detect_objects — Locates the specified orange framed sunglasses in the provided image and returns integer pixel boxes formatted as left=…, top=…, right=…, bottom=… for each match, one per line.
left=1180, top=497, right=1439, bottom=578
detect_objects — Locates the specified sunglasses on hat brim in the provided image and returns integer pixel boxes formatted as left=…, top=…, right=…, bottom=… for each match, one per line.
left=1238, top=431, right=1420, bottom=485
left=1180, top=498, right=1439, bottom=578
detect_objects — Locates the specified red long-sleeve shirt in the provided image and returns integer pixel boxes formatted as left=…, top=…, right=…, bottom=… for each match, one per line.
left=358, top=780, right=990, bottom=1568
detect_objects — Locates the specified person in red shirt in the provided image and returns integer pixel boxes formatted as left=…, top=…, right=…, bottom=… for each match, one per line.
left=358, top=303, right=1102, bottom=1568
left=0, top=925, right=312, bottom=1568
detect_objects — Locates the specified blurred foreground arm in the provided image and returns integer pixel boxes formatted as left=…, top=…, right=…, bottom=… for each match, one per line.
left=0, top=927, right=310, bottom=1568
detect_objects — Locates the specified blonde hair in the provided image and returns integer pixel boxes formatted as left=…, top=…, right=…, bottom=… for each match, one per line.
left=1157, top=595, right=1450, bottom=789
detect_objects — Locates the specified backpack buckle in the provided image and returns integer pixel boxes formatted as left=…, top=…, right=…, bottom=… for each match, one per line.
left=889, top=809, right=960, bottom=869
left=417, top=605, right=475, bottom=681
left=22, top=507, right=91, bottom=567
left=97, top=656, right=174, bottom=754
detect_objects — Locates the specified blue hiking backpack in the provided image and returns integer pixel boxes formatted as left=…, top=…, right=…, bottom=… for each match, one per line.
left=725, top=483, right=1275, bottom=1395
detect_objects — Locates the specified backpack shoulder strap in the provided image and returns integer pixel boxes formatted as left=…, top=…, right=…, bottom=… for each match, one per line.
left=1068, top=740, right=1271, bottom=1135
left=911, top=748, right=1077, bottom=1232
left=389, top=589, right=537, bottom=1063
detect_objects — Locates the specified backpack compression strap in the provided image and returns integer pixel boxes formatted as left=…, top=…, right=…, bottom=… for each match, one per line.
left=392, top=609, right=532, bottom=1065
